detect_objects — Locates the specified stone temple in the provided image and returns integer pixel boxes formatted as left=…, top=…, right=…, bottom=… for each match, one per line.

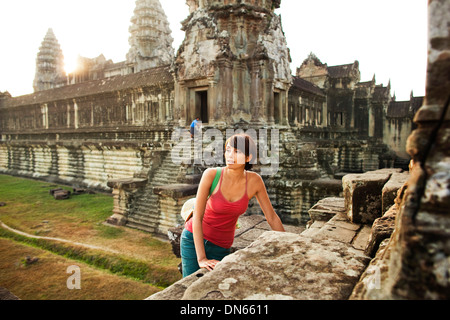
left=0, top=0, right=423, bottom=237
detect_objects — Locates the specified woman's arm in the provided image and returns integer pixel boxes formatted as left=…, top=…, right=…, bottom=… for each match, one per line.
left=254, top=174, right=285, bottom=232
left=192, top=168, right=220, bottom=270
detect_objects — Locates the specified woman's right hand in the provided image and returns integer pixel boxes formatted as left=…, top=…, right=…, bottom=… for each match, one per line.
left=198, top=258, right=220, bottom=271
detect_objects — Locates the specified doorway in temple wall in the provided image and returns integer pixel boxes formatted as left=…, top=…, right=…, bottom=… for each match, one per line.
left=195, top=90, right=208, bottom=124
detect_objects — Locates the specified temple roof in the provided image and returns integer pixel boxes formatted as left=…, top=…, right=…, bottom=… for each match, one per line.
left=4, top=65, right=173, bottom=108
left=327, top=61, right=359, bottom=78
left=387, top=97, right=423, bottom=118
left=291, top=76, right=326, bottom=97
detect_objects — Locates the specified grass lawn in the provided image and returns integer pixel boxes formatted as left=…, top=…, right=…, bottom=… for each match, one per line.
left=0, top=174, right=181, bottom=300
left=0, top=238, right=161, bottom=300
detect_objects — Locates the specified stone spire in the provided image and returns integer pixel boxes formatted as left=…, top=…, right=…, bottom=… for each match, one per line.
left=33, top=28, right=66, bottom=92
left=127, top=0, right=174, bottom=72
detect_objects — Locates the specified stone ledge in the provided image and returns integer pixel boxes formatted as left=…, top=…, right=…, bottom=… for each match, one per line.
left=107, top=178, right=148, bottom=190
left=153, top=184, right=198, bottom=198
left=308, top=197, right=346, bottom=221
left=158, top=208, right=370, bottom=300
left=168, top=215, right=305, bottom=259
left=343, top=169, right=409, bottom=224
left=149, top=231, right=370, bottom=300
left=303, top=211, right=372, bottom=252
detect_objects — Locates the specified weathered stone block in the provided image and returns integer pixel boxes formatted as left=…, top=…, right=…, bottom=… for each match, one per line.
left=352, top=225, right=373, bottom=251
left=382, top=172, right=409, bottom=215
left=49, top=188, right=64, bottom=195
left=72, top=188, right=88, bottom=195
left=364, top=204, right=397, bottom=257
left=153, top=231, right=370, bottom=300
left=153, top=184, right=198, bottom=199
left=0, top=287, right=20, bottom=300
left=343, top=171, right=391, bottom=224
left=308, top=197, right=346, bottom=222
left=106, top=213, right=128, bottom=227
left=53, top=189, right=70, bottom=200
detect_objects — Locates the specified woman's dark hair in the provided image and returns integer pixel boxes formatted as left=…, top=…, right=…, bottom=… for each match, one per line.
left=225, top=134, right=257, bottom=171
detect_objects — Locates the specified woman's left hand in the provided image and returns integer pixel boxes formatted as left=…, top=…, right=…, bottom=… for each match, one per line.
left=198, top=258, right=220, bottom=271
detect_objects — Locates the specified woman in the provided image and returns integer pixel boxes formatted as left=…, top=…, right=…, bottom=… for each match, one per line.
left=180, top=133, right=285, bottom=278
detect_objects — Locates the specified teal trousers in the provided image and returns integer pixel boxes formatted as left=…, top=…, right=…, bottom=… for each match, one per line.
left=180, top=228, right=231, bottom=278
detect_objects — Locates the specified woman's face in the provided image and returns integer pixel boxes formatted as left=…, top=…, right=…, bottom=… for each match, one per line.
left=225, top=144, right=250, bottom=168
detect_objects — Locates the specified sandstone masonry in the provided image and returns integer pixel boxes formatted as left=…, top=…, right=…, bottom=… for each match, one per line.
left=0, top=0, right=425, bottom=235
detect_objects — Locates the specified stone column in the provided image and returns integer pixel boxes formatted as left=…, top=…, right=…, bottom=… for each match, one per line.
left=208, top=78, right=217, bottom=124
left=106, top=178, right=148, bottom=226
left=250, top=61, right=262, bottom=125
left=266, top=79, right=275, bottom=125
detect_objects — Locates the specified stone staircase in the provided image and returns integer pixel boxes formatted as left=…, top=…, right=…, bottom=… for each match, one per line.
left=126, top=151, right=182, bottom=234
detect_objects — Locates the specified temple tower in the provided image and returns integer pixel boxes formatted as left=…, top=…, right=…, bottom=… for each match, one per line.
left=33, top=28, right=66, bottom=92
left=127, top=0, right=175, bottom=72
left=173, top=0, right=292, bottom=127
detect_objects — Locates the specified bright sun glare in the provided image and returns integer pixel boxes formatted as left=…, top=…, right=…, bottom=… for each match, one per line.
left=64, top=56, right=78, bottom=75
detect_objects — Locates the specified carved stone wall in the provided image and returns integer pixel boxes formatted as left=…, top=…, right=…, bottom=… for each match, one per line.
left=173, top=0, right=291, bottom=127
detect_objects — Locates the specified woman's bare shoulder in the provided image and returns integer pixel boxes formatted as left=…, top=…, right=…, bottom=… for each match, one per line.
left=247, top=170, right=262, bottom=179
left=202, top=167, right=221, bottom=180
left=246, top=171, right=265, bottom=199
left=247, top=171, right=265, bottom=186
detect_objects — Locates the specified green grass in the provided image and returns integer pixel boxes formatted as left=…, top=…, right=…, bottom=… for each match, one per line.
left=0, top=174, right=112, bottom=228
left=0, top=174, right=182, bottom=299
left=0, top=227, right=179, bottom=287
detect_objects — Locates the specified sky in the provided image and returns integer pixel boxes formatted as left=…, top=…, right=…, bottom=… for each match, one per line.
left=0, top=0, right=428, bottom=100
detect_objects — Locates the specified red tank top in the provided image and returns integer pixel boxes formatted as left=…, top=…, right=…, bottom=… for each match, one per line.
left=186, top=168, right=249, bottom=249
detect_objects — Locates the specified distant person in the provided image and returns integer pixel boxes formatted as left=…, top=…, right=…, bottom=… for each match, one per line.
left=190, top=117, right=200, bottom=138
left=180, top=133, right=285, bottom=278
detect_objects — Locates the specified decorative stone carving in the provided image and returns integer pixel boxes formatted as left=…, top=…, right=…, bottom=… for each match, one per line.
left=173, top=0, right=292, bottom=127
